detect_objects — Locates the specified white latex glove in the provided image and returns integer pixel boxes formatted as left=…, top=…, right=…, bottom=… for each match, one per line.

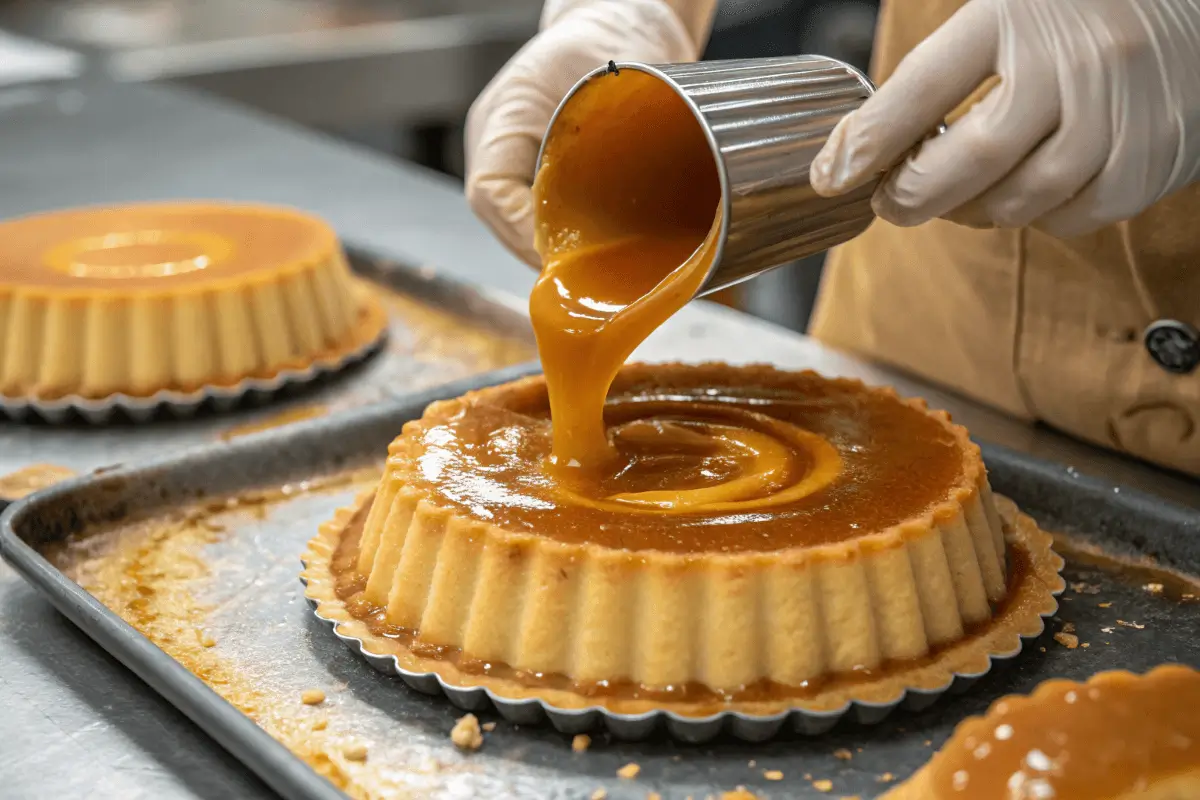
left=465, top=0, right=717, bottom=266
left=809, top=0, right=1200, bottom=238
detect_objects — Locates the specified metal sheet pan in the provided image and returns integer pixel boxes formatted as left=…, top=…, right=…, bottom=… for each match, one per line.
left=3, top=368, right=1199, bottom=800
left=0, top=244, right=535, bottom=494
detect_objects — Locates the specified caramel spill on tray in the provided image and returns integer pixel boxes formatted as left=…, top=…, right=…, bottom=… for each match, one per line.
left=0, top=463, right=75, bottom=501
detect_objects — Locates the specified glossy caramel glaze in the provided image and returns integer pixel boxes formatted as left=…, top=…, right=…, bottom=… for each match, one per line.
left=398, top=364, right=968, bottom=553
left=0, top=203, right=335, bottom=291
left=531, top=68, right=722, bottom=470
left=920, top=665, right=1200, bottom=800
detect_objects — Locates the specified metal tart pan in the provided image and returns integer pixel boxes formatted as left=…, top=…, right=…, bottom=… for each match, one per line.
left=300, top=570, right=1062, bottom=744
left=0, top=329, right=386, bottom=425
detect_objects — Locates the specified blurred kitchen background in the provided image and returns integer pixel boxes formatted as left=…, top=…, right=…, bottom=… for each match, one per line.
left=0, top=0, right=878, bottom=331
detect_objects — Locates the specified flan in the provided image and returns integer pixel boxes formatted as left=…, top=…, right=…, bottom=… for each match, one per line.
left=303, top=363, right=1063, bottom=715
left=0, top=202, right=386, bottom=401
left=884, top=664, right=1200, bottom=799
left=308, top=55, right=1060, bottom=716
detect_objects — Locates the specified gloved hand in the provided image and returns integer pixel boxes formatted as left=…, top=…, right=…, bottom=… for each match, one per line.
left=465, top=0, right=717, bottom=266
left=809, top=0, right=1200, bottom=238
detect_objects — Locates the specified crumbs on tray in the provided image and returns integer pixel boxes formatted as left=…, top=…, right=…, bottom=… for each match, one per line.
left=450, top=713, right=484, bottom=751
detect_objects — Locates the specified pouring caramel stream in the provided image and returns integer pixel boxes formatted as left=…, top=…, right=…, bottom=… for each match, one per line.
left=529, top=69, right=838, bottom=511
left=531, top=69, right=722, bottom=469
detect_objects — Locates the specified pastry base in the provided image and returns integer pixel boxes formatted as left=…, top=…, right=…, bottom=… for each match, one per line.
left=1, top=288, right=386, bottom=403
left=0, top=289, right=381, bottom=407
left=302, top=494, right=1063, bottom=719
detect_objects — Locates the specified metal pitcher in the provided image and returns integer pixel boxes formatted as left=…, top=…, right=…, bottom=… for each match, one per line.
left=537, top=55, right=878, bottom=296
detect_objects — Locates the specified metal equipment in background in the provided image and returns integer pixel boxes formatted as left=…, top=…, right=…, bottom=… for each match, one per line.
left=0, top=0, right=542, bottom=173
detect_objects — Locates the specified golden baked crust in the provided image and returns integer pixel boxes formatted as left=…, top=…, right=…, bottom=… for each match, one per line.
left=302, top=365, right=1064, bottom=714
left=0, top=202, right=386, bottom=400
left=884, top=665, right=1200, bottom=800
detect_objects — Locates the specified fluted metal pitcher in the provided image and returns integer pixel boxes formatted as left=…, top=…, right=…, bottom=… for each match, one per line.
left=537, top=55, right=878, bottom=296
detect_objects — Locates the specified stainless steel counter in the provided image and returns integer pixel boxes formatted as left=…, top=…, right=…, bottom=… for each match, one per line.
left=0, top=80, right=1196, bottom=800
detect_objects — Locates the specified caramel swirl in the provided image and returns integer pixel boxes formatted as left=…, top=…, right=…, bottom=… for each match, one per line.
left=0, top=203, right=336, bottom=290
left=42, top=229, right=233, bottom=279
left=403, top=365, right=967, bottom=554
left=552, top=402, right=842, bottom=514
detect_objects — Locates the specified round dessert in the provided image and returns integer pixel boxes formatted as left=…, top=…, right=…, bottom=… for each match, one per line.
left=0, top=202, right=386, bottom=401
left=303, top=363, right=1063, bottom=715
left=884, top=664, right=1200, bottom=799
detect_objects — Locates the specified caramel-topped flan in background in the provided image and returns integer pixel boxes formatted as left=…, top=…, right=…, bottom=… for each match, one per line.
left=884, top=664, right=1200, bottom=800
left=0, top=202, right=386, bottom=401
left=303, top=363, right=1063, bottom=715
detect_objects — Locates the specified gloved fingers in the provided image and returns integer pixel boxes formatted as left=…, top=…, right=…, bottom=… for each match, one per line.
left=464, top=73, right=556, bottom=267
left=1032, top=85, right=1177, bottom=238
left=1027, top=178, right=1114, bottom=240
left=809, top=0, right=1001, bottom=197
left=947, top=131, right=1106, bottom=230
left=544, top=1, right=702, bottom=77
left=463, top=23, right=603, bottom=268
left=1032, top=159, right=1169, bottom=240
left=464, top=111, right=544, bottom=266
left=953, top=67, right=1110, bottom=230
left=872, top=66, right=1060, bottom=227
left=1028, top=133, right=1165, bottom=238
left=465, top=0, right=703, bottom=269
left=466, top=169, right=540, bottom=267
left=1034, top=4, right=1194, bottom=238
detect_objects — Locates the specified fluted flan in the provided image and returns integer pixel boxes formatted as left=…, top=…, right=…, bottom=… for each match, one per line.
left=303, top=364, right=1062, bottom=715
left=884, top=665, right=1200, bottom=799
left=0, top=202, right=386, bottom=400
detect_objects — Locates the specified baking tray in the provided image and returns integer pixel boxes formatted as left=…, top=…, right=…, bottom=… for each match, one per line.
left=3, top=368, right=1199, bottom=800
left=0, top=244, right=535, bottom=495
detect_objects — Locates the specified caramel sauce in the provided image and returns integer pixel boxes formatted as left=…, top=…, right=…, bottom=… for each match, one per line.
left=384, top=69, right=963, bottom=552
left=925, top=665, right=1200, bottom=799
left=219, top=404, right=329, bottom=441
left=45, top=471, right=382, bottom=795
left=530, top=68, right=722, bottom=470
left=0, top=203, right=334, bottom=290
left=329, top=498, right=1039, bottom=706
left=406, top=365, right=965, bottom=552
left=1051, top=531, right=1200, bottom=602
left=0, top=463, right=75, bottom=501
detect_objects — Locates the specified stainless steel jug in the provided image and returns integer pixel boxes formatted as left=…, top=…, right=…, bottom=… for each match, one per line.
left=537, top=55, right=879, bottom=296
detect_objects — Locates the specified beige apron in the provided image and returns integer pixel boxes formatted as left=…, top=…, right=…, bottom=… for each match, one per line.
left=810, top=0, right=1200, bottom=476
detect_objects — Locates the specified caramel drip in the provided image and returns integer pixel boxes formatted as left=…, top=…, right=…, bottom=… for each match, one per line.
left=529, top=68, right=834, bottom=513
left=926, top=665, right=1200, bottom=799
